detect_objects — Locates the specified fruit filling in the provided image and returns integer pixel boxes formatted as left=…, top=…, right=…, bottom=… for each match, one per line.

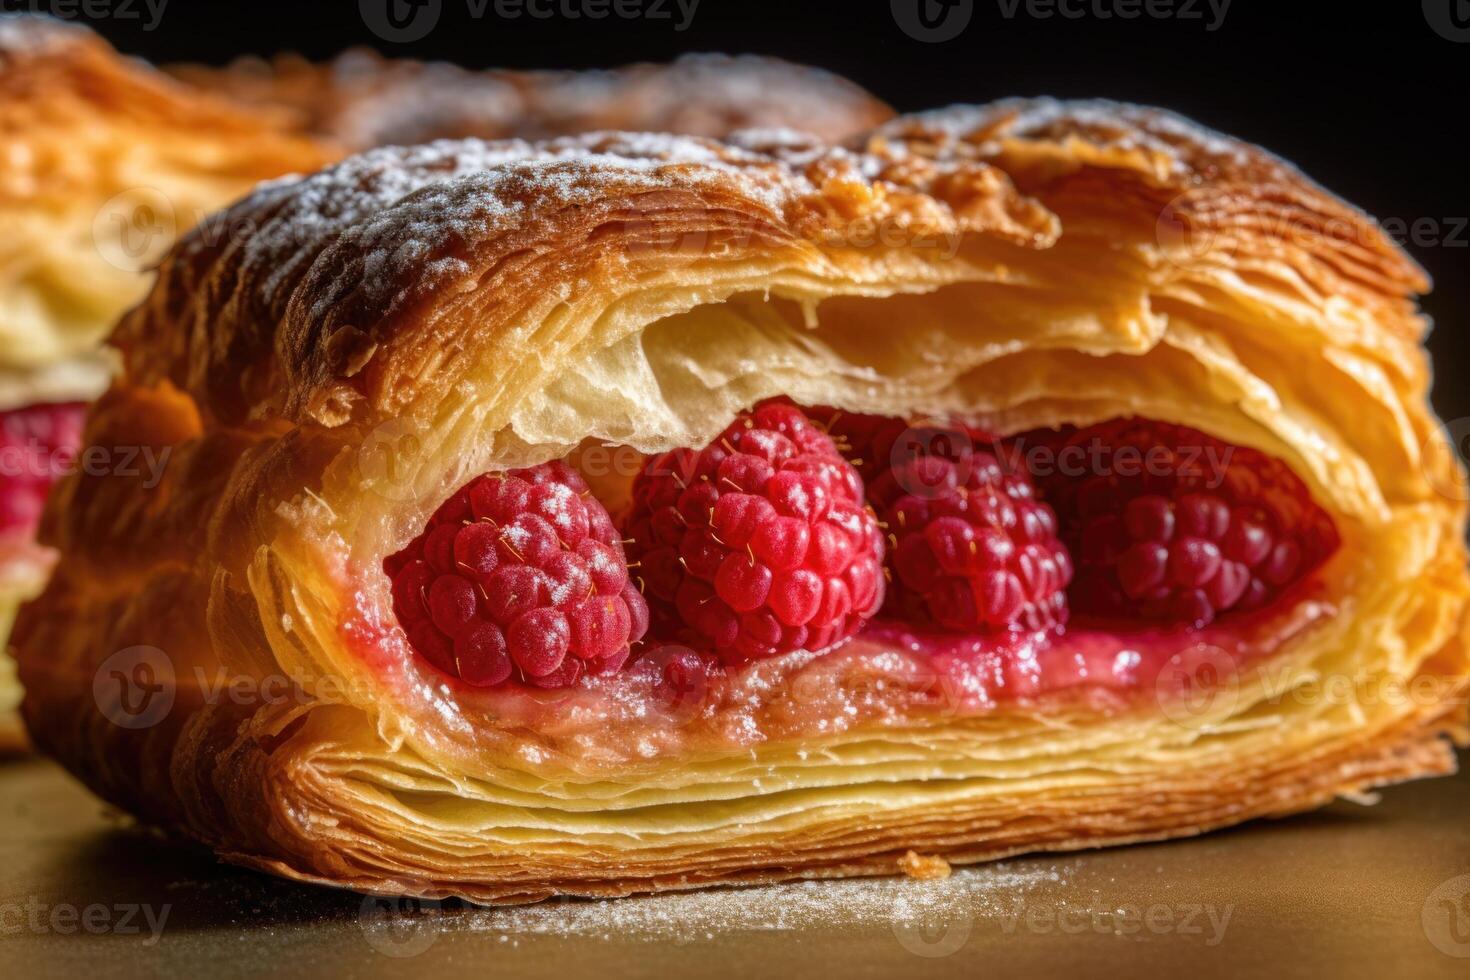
left=623, top=402, right=885, bottom=665
left=385, top=462, right=649, bottom=689
left=1024, top=419, right=1340, bottom=629
left=384, top=403, right=1341, bottom=702
left=864, top=440, right=1071, bottom=633
left=0, top=401, right=86, bottom=542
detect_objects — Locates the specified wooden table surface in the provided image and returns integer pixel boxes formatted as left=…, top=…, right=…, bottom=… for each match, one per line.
left=2, top=752, right=1468, bottom=979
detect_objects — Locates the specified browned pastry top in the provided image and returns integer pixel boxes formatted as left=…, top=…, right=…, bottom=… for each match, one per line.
left=113, top=98, right=1426, bottom=434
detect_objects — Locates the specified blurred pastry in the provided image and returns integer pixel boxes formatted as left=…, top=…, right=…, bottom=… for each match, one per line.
left=169, top=48, right=893, bottom=148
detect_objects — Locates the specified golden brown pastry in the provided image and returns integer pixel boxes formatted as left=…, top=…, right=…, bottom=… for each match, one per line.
left=0, top=16, right=887, bottom=750
left=169, top=48, right=893, bottom=149
left=0, top=15, right=333, bottom=374
left=15, top=101, right=1469, bottom=901
left=0, top=14, right=334, bottom=748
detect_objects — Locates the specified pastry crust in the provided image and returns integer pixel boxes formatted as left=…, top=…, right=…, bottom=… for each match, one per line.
left=16, top=101, right=1470, bottom=902
left=169, top=48, right=894, bottom=149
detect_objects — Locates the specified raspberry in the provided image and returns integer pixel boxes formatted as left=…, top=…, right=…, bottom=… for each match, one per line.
left=868, top=444, right=1072, bottom=632
left=0, top=401, right=85, bottom=534
left=812, top=406, right=992, bottom=482
left=624, top=402, right=885, bottom=662
left=1028, top=418, right=1339, bottom=628
left=385, top=461, right=648, bottom=688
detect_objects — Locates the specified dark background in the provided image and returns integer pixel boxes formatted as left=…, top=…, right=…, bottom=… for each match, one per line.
left=33, top=0, right=1467, bottom=422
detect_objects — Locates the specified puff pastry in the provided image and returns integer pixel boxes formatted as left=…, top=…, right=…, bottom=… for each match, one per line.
left=16, top=101, right=1469, bottom=902
left=169, top=48, right=893, bottom=149
left=0, top=15, right=333, bottom=747
left=0, top=15, right=889, bottom=748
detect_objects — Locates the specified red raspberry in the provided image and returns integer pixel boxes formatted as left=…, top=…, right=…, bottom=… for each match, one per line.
left=0, top=401, right=85, bottom=535
left=811, top=406, right=992, bottom=482
left=623, top=402, right=886, bottom=663
left=384, top=461, right=648, bottom=688
left=868, top=444, right=1072, bottom=632
left=1027, top=418, right=1340, bottom=628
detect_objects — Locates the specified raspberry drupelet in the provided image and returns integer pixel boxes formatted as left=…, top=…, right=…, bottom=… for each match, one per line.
left=1030, top=418, right=1340, bottom=628
left=623, top=402, right=886, bottom=664
left=385, top=461, right=649, bottom=689
left=850, top=420, right=1072, bottom=633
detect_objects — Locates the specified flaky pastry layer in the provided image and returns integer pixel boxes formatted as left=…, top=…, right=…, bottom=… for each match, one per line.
left=15, top=99, right=1470, bottom=902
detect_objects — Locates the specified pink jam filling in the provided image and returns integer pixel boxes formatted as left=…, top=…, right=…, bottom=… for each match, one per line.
left=340, top=567, right=1334, bottom=763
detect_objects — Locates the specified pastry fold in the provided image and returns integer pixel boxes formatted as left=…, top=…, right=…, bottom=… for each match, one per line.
left=16, top=101, right=1470, bottom=901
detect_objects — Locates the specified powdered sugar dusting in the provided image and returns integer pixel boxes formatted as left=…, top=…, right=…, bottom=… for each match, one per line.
left=0, top=12, right=88, bottom=55
left=193, top=131, right=804, bottom=326
left=457, top=865, right=1065, bottom=941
